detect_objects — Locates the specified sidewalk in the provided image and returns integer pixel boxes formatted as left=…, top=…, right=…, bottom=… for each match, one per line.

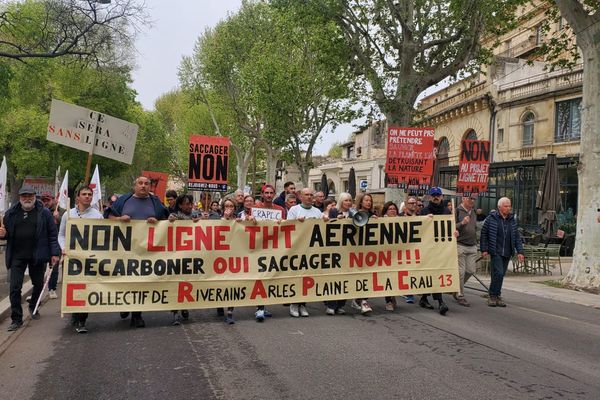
left=472, top=257, right=600, bottom=309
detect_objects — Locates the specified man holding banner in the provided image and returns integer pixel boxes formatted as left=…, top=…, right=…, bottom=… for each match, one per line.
left=107, top=176, right=169, bottom=327
left=287, top=187, right=329, bottom=318
left=58, top=186, right=103, bottom=333
left=1, top=185, right=60, bottom=331
left=251, top=184, right=284, bottom=321
left=419, top=187, right=450, bottom=315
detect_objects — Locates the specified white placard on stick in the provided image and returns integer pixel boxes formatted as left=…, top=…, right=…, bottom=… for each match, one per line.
left=47, top=99, right=138, bottom=164
left=251, top=207, right=283, bottom=221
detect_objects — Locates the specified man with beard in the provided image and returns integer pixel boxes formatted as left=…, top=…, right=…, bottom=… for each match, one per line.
left=108, top=176, right=169, bottom=328
left=0, top=185, right=60, bottom=332
left=273, top=181, right=296, bottom=208
left=250, top=184, right=284, bottom=321
left=419, top=187, right=450, bottom=315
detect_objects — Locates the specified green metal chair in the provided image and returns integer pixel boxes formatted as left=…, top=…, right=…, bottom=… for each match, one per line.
left=545, top=244, right=562, bottom=275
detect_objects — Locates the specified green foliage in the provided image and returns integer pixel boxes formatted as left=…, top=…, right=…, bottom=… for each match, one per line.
left=279, top=0, right=524, bottom=125
left=328, top=142, right=343, bottom=159
left=0, top=0, right=146, bottom=65
left=557, top=208, right=577, bottom=234
left=182, top=1, right=357, bottom=185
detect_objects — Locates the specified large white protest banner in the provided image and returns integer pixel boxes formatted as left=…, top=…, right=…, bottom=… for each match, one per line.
left=47, top=99, right=138, bottom=164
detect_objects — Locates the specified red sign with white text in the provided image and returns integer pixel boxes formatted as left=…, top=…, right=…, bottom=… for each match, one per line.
left=457, top=140, right=490, bottom=195
left=385, top=126, right=435, bottom=189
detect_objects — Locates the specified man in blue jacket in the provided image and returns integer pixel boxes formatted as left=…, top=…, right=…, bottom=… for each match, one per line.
left=0, top=185, right=60, bottom=331
left=480, top=197, right=525, bottom=307
left=107, top=176, right=169, bottom=327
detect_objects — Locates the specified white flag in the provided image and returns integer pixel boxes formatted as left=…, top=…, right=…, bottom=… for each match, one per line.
left=90, top=164, right=102, bottom=206
left=0, top=156, right=7, bottom=212
left=57, top=170, right=69, bottom=210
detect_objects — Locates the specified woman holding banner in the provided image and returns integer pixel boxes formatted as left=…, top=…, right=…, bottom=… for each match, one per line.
left=167, top=194, right=199, bottom=325
left=382, top=201, right=401, bottom=311
left=351, top=193, right=377, bottom=315
left=218, top=198, right=238, bottom=324
left=237, top=195, right=256, bottom=222
left=323, top=192, right=356, bottom=315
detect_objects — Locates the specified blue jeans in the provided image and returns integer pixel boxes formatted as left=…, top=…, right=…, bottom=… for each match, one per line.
left=324, top=300, right=346, bottom=310
left=489, top=255, right=511, bottom=297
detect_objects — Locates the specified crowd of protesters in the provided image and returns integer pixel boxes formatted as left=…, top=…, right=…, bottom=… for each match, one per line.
left=2, top=177, right=528, bottom=334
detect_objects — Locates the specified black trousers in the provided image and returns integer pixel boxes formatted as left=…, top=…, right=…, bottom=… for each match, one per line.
left=9, top=259, right=46, bottom=323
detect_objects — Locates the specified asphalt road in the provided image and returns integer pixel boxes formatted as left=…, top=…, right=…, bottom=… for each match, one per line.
left=0, top=288, right=599, bottom=400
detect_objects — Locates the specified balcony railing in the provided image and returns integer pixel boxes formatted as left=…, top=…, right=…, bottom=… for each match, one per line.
left=420, top=81, right=487, bottom=117
left=520, top=147, right=534, bottom=158
left=498, top=36, right=540, bottom=58
left=498, top=64, right=583, bottom=103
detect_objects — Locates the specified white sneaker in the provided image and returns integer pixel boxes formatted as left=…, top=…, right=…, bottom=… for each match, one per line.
left=325, top=307, right=335, bottom=315
left=361, top=300, right=373, bottom=315
left=299, top=305, right=309, bottom=317
left=289, top=304, right=300, bottom=317
left=335, top=308, right=346, bottom=315
left=48, top=290, right=58, bottom=299
left=350, top=300, right=362, bottom=310
left=255, top=309, right=265, bottom=322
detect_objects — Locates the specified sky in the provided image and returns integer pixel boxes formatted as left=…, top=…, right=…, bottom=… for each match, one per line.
left=130, top=0, right=354, bottom=156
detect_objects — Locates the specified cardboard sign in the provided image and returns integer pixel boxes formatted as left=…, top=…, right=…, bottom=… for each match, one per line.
left=142, top=170, right=168, bottom=200
left=47, top=99, right=138, bottom=164
left=457, top=140, right=490, bottom=195
left=23, top=177, right=54, bottom=196
left=251, top=207, right=283, bottom=221
left=61, top=216, right=459, bottom=312
left=188, top=135, right=229, bottom=192
left=385, top=126, right=435, bottom=189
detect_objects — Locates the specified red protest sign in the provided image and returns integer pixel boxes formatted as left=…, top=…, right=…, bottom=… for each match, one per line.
left=385, top=126, right=435, bottom=188
left=457, top=140, right=490, bottom=195
left=141, top=171, right=168, bottom=200
left=188, top=135, right=229, bottom=192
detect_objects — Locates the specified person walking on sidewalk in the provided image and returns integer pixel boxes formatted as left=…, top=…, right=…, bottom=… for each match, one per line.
left=480, top=197, right=525, bottom=307
left=0, top=185, right=60, bottom=332
left=454, top=196, right=478, bottom=307
left=58, top=186, right=103, bottom=333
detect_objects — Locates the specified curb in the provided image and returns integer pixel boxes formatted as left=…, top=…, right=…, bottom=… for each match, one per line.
left=0, top=280, right=33, bottom=322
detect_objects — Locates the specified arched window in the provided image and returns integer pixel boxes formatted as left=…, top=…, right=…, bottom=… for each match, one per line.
left=436, top=137, right=449, bottom=168
left=464, top=129, right=478, bottom=141
left=522, top=112, right=535, bottom=146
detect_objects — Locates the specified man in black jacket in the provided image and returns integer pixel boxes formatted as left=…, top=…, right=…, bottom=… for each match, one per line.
left=273, top=181, right=296, bottom=208
left=419, top=187, right=450, bottom=315
left=0, top=185, right=60, bottom=331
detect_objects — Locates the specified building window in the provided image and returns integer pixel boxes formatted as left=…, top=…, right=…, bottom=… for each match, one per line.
left=498, top=128, right=504, bottom=143
left=522, top=112, right=535, bottom=146
left=346, top=145, right=355, bottom=159
left=555, top=98, right=582, bottom=142
left=436, top=137, right=450, bottom=168
left=464, top=129, right=477, bottom=141
left=356, top=147, right=362, bottom=157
